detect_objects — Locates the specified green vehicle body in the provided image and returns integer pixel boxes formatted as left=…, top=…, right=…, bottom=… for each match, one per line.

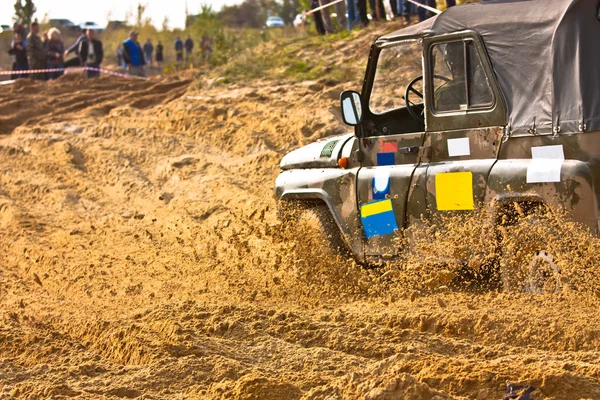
left=275, top=0, right=600, bottom=265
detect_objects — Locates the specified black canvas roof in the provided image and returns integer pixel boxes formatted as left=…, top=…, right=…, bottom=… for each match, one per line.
left=380, top=0, right=600, bottom=134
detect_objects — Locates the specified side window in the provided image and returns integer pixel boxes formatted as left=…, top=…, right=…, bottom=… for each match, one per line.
left=467, top=42, right=494, bottom=107
left=431, top=40, right=494, bottom=113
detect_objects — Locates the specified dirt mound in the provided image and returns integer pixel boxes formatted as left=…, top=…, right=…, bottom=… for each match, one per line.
left=2, top=46, right=600, bottom=399
left=0, top=73, right=191, bottom=135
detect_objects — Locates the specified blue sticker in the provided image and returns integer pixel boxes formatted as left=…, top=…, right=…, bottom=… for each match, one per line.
left=360, top=199, right=398, bottom=239
left=377, top=152, right=395, bottom=166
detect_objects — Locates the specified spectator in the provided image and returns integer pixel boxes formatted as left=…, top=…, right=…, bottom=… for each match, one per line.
left=8, top=32, right=28, bottom=79
left=64, top=28, right=86, bottom=67
left=117, top=46, right=124, bottom=67
left=318, top=0, right=334, bottom=33
left=184, top=35, right=194, bottom=62
left=155, top=41, right=164, bottom=66
left=45, top=27, right=65, bottom=80
left=397, top=0, right=412, bottom=24
left=418, top=0, right=437, bottom=21
left=310, top=0, right=326, bottom=35
left=79, top=29, right=104, bottom=78
left=369, top=0, right=387, bottom=21
left=26, top=22, right=45, bottom=80
left=357, top=0, right=369, bottom=26
left=447, top=0, right=456, bottom=7
left=390, top=0, right=399, bottom=19
left=122, top=30, right=146, bottom=77
left=201, top=35, right=213, bottom=61
left=174, top=36, right=184, bottom=63
left=143, top=39, right=154, bottom=66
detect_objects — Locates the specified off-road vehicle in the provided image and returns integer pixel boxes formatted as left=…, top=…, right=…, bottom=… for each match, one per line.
left=275, top=0, right=600, bottom=290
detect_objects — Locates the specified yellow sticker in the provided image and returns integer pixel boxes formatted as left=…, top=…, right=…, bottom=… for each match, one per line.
left=361, top=199, right=393, bottom=218
left=435, top=172, right=475, bottom=211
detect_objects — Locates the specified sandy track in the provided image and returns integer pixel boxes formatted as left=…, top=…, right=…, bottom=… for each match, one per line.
left=1, top=75, right=600, bottom=399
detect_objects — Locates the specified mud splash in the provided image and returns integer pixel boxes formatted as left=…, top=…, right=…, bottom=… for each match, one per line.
left=1, top=74, right=600, bottom=399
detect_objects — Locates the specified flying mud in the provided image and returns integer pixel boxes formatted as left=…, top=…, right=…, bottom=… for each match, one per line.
left=1, top=73, right=600, bottom=399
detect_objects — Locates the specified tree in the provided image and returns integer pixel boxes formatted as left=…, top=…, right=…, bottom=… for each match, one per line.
left=281, top=0, right=301, bottom=25
left=13, top=0, right=37, bottom=27
left=136, top=3, right=152, bottom=28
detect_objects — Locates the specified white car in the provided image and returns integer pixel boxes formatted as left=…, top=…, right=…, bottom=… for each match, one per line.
left=0, top=24, right=12, bottom=33
left=80, top=21, right=105, bottom=33
left=266, top=16, right=285, bottom=28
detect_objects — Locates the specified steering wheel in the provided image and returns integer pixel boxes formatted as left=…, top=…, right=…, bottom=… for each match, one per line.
left=404, top=75, right=451, bottom=127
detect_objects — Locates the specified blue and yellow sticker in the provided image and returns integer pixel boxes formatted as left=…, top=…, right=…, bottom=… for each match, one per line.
left=360, top=199, right=398, bottom=238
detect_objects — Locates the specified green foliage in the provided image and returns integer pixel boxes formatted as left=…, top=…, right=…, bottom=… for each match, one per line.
left=13, top=0, right=36, bottom=27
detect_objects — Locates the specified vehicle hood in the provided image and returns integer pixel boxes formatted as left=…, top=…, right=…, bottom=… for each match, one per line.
left=280, top=133, right=354, bottom=170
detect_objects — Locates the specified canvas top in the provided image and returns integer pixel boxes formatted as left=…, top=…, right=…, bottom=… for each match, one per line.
left=379, top=0, right=600, bottom=134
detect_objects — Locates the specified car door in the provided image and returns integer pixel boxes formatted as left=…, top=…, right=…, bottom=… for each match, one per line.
left=355, top=39, right=428, bottom=259
left=417, top=33, right=507, bottom=225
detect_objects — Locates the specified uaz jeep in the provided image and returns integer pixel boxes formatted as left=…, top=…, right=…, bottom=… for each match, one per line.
left=275, top=0, right=600, bottom=290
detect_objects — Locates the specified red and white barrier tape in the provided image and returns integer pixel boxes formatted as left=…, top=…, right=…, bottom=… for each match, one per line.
left=407, top=0, right=442, bottom=14
left=305, top=0, right=345, bottom=16
left=0, top=66, right=148, bottom=80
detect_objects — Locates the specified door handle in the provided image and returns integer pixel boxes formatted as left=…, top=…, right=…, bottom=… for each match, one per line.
left=398, top=146, right=420, bottom=154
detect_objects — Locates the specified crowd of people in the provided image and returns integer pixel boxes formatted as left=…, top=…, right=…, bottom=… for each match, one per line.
left=7, top=22, right=215, bottom=80
left=309, top=0, right=464, bottom=34
left=8, top=22, right=104, bottom=80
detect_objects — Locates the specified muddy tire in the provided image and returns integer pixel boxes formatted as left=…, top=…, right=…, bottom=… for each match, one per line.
left=498, top=214, right=562, bottom=293
left=282, top=203, right=348, bottom=259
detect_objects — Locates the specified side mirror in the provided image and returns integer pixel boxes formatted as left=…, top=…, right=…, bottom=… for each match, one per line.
left=340, top=90, right=363, bottom=126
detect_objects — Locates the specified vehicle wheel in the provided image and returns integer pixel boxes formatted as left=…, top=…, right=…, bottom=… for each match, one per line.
left=498, top=213, right=562, bottom=293
left=281, top=203, right=348, bottom=260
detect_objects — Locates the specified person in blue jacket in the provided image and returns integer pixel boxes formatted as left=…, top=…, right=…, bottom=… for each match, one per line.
left=174, top=36, right=184, bottom=63
left=122, top=31, right=146, bottom=77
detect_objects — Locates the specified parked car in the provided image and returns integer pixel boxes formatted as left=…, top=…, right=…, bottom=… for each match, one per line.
left=266, top=16, right=285, bottom=28
left=275, top=0, right=600, bottom=293
left=106, top=20, right=128, bottom=30
left=80, top=21, right=105, bottom=33
left=49, top=19, right=79, bottom=32
left=0, top=24, right=12, bottom=33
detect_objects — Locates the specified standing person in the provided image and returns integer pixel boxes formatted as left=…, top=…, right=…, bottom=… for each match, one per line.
left=184, top=35, right=194, bottom=62
left=79, top=29, right=103, bottom=78
left=310, top=0, right=326, bottom=35
left=357, top=0, right=369, bottom=26
left=369, top=0, right=387, bottom=21
left=143, top=38, right=153, bottom=67
left=45, top=27, right=65, bottom=80
left=64, top=27, right=86, bottom=67
left=201, top=35, right=213, bottom=61
left=334, top=0, right=348, bottom=30
left=116, top=46, right=123, bottom=67
left=174, top=36, right=184, bottom=63
left=155, top=40, right=164, bottom=66
left=122, top=31, right=146, bottom=77
left=8, top=32, right=28, bottom=79
left=397, top=0, right=411, bottom=23
left=317, top=0, right=335, bottom=33
left=26, top=22, right=45, bottom=80
left=418, top=0, right=437, bottom=21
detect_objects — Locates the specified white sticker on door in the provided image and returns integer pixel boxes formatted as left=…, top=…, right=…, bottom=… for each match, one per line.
left=447, top=138, right=471, bottom=157
left=527, top=145, right=564, bottom=183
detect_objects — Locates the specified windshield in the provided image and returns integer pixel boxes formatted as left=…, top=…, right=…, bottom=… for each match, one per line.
left=369, top=40, right=423, bottom=115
